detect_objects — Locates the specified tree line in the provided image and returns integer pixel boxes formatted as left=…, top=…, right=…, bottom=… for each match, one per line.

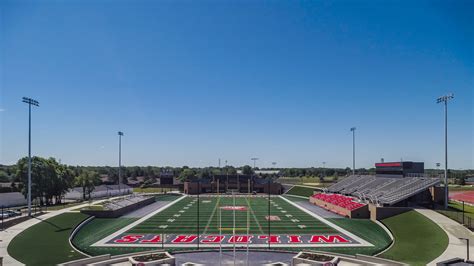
left=1, top=157, right=473, bottom=205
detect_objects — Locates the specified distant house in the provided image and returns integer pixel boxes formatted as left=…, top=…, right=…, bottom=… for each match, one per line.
left=0, top=192, right=27, bottom=207
left=465, top=176, right=474, bottom=185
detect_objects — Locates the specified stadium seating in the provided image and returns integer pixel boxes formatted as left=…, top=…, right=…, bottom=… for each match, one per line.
left=312, top=193, right=366, bottom=211
left=103, top=195, right=150, bottom=210
left=326, top=175, right=441, bottom=206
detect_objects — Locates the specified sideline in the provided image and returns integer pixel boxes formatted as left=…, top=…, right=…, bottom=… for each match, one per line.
left=91, top=195, right=186, bottom=246
left=278, top=195, right=373, bottom=247
left=415, top=208, right=474, bottom=265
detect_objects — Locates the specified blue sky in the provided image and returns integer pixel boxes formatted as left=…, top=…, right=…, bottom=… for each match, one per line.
left=1, top=0, right=472, bottom=169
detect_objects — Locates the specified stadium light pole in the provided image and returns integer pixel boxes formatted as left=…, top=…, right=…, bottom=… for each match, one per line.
left=322, top=161, right=326, bottom=178
left=350, top=127, right=356, bottom=175
left=118, top=131, right=124, bottom=194
left=22, top=97, right=39, bottom=217
left=437, top=93, right=454, bottom=209
left=251, top=157, right=259, bottom=169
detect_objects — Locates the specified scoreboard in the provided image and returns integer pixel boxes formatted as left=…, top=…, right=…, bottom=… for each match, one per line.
left=375, top=162, right=424, bottom=177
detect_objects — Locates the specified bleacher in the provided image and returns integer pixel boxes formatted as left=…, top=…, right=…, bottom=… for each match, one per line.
left=312, top=193, right=366, bottom=211
left=326, top=175, right=441, bottom=206
left=103, top=195, right=150, bottom=211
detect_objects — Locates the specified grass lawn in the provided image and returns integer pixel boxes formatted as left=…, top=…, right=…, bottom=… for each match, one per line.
left=8, top=213, right=90, bottom=265
left=284, top=185, right=317, bottom=198
left=379, top=210, right=448, bottom=265
left=448, top=201, right=474, bottom=219
left=449, top=185, right=474, bottom=192
left=80, top=204, right=105, bottom=211
left=45, top=201, right=84, bottom=211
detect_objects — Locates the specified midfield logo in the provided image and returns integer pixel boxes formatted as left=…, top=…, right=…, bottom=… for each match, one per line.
left=112, top=234, right=351, bottom=245
left=219, top=206, right=248, bottom=211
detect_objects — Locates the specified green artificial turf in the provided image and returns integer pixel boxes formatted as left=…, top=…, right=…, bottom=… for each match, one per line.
left=72, top=216, right=139, bottom=256
left=73, top=195, right=390, bottom=256
left=126, top=196, right=335, bottom=235
left=155, top=194, right=182, bottom=201
left=321, top=218, right=392, bottom=256
left=284, top=185, right=316, bottom=198
left=8, top=213, right=89, bottom=266
left=379, top=210, right=448, bottom=265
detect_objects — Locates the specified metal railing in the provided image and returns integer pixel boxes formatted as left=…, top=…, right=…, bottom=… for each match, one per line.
left=436, top=202, right=473, bottom=231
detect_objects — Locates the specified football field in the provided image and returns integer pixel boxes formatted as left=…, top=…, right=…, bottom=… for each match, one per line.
left=91, top=194, right=372, bottom=248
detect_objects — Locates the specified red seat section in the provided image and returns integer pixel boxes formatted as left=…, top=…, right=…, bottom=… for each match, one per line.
left=312, top=193, right=365, bottom=211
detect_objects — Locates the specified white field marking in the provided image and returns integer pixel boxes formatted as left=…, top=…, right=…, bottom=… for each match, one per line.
left=291, top=219, right=300, bottom=223
left=183, top=206, right=189, bottom=209
left=245, top=197, right=264, bottom=234
left=159, top=225, right=168, bottom=229
left=91, top=195, right=187, bottom=247
left=179, top=210, right=185, bottom=213
left=286, top=214, right=293, bottom=218
left=298, top=225, right=306, bottom=229
left=173, top=214, right=181, bottom=217
left=202, top=200, right=211, bottom=203
left=276, top=207, right=282, bottom=210
left=202, top=198, right=219, bottom=235
left=278, top=195, right=373, bottom=247
left=282, top=184, right=323, bottom=191
left=187, top=204, right=193, bottom=207
left=280, top=210, right=287, bottom=213
left=167, top=219, right=175, bottom=223
left=283, top=194, right=310, bottom=200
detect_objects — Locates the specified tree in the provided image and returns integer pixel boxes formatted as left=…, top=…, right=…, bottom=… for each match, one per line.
left=15, top=157, right=74, bottom=205
left=224, top=166, right=237, bottom=175
left=75, top=170, right=100, bottom=200
left=241, top=165, right=254, bottom=176
left=178, top=169, right=195, bottom=182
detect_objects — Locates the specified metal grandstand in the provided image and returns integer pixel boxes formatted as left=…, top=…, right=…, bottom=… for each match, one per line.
left=325, top=175, right=441, bottom=206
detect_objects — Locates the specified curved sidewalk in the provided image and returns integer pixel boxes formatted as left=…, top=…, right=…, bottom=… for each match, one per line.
left=415, top=208, right=474, bottom=265
left=0, top=200, right=107, bottom=265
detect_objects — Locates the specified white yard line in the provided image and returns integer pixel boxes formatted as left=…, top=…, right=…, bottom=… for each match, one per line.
left=245, top=197, right=264, bottom=234
left=202, top=198, right=219, bottom=235
left=278, top=195, right=373, bottom=247
left=91, top=195, right=187, bottom=246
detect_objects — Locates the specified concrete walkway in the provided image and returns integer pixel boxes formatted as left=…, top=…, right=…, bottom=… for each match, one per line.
left=415, top=208, right=474, bottom=265
left=0, top=199, right=111, bottom=266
